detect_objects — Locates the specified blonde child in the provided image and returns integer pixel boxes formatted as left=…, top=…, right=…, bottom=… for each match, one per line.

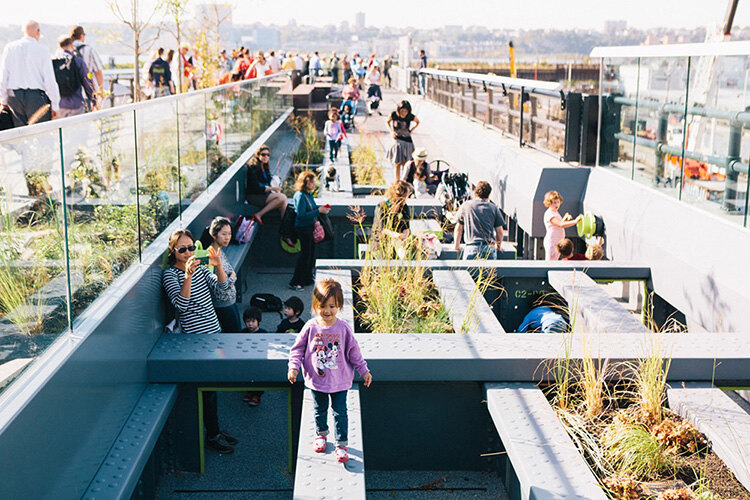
left=287, top=279, right=372, bottom=463
left=543, top=191, right=581, bottom=261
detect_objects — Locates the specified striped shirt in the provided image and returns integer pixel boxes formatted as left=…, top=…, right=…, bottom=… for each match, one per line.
left=162, top=265, right=231, bottom=334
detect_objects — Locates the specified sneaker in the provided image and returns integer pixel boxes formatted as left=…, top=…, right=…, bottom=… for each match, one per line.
left=335, top=445, right=349, bottom=463
left=313, top=435, right=327, bottom=453
left=242, top=391, right=253, bottom=402
left=206, top=434, right=234, bottom=454
left=289, top=284, right=304, bottom=291
left=247, top=393, right=262, bottom=406
left=220, top=430, right=238, bottom=446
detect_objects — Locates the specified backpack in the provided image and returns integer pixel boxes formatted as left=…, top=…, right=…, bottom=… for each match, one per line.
left=53, top=55, right=82, bottom=97
left=250, top=293, right=283, bottom=317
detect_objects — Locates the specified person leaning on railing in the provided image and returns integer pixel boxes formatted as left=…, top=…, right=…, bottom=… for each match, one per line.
left=162, top=229, right=238, bottom=454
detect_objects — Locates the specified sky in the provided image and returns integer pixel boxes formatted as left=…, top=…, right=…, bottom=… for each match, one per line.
left=4, top=0, right=750, bottom=31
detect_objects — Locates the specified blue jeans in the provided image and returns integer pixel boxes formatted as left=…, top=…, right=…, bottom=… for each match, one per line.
left=328, top=139, right=341, bottom=161
left=419, top=74, right=426, bottom=96
left=463, top=243, right=497, bottom=260
left=312, top=389, right=348, bottom=446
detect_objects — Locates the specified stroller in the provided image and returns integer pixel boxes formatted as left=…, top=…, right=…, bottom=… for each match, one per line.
left=340, top=100, right=357, bottom=130
left=438, top=172, right=473, bottom=219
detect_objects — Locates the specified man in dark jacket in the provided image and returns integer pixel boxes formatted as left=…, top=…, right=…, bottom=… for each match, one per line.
left=148, top=47, right=175, bottom=97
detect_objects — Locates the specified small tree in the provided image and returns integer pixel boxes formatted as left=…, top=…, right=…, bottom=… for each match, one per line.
left=164, top=0, right=189, bottom=93
left=109, top=0, right=166, bottom=101
left=187, top=3, right=231, bottom=88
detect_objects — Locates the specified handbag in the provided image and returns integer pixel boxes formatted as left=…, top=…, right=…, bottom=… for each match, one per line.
left=318, top=213, right=334, bottom=242
left=234, top=215, right=257, bottom=244
left=312, top=221, right=325, bottom=243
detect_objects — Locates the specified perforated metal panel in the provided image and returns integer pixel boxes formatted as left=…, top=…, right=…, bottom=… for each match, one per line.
left=668, top=383, right=750, bottom=491
left=293, top=386, right=365, bottom=500
left=83, top=384, right=177, bottom=500
left=485, top=383, right=606, bottom=500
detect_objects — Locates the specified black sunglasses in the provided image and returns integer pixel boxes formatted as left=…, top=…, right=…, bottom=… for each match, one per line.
left=259, top=152, right=270, bottom=157
left=176, top=245, right=196, bottom=253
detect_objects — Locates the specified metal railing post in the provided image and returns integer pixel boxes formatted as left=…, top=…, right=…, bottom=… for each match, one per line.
left=655, top=110, right=668, bottom=185
left=460, top=84, right=465, bottom=114
left=530, top=96, right=538, bottom=144
left=519, top=86, right=525, bottom=147
left=723, top=122, right=742, bottom=212
left=486, top=88, right=493, bottom=125
left=472, top=86, right=477, bottom=118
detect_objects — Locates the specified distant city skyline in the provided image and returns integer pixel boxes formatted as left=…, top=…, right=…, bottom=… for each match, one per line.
left=3, top=0, right=750, bottom=32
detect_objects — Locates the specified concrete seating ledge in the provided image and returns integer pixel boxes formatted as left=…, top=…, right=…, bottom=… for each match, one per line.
left=667, top=383, right=750, bottom=491
left=293, top=386, right=365, bottom=500
left=484, top=382, right=606, bottom=500
left=83, top=384, right=178, bottom=500
left=146, top=332, right=750, bottom=383
left=547, top=270, right=649, bottom=334
left=432, top=270, right=505, bottom=334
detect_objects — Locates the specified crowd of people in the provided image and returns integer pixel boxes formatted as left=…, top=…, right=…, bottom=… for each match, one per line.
left=0, top=21, right=105, bottom=128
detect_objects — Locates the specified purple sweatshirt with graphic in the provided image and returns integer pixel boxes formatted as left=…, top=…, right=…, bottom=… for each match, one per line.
left=288, top=318, right=369, bottom=393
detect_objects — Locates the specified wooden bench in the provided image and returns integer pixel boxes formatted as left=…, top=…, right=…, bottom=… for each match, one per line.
left=668, top=383, right=750, bottom=491
left=293, top=386, right=365, bottom=500
left=484, top=383, right=606, bottom=500
left=432, top=270, right=504, bottom=333
left=548, top=270, right=648, bottom=334
left=83, top=384, right=178, bottom=500
left=291, top=84, right=315, bottom=109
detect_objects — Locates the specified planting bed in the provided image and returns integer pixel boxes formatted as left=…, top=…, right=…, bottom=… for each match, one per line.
left=544, top=354, right=750, bottom=499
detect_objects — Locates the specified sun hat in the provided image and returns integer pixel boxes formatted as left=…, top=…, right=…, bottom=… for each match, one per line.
left=412, top=147, right=428, bottom=160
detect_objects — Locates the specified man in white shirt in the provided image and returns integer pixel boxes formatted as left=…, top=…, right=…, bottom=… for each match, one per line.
left=267, top=50, right=281, bottom=74
left=71, top=25, right=104, bottom=109
left=0, top=20, right=60, bottom=126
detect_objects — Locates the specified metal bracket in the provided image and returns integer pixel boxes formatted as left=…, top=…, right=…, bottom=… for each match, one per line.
left=559, top=90, right=567, bottom=111
left=501, top=83, right=507, bottom=96
left=483, top=81, right=488, bottom=92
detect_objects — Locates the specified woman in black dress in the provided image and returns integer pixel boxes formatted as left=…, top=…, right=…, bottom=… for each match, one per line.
left=386, top=100, right=420, bottom=180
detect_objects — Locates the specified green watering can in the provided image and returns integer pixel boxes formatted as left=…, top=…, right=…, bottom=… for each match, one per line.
left=576, top=212, right=605, bottom=239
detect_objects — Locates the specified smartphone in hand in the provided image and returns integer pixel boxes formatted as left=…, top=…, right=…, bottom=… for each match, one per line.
left=196, top=255, right=210, bottom=265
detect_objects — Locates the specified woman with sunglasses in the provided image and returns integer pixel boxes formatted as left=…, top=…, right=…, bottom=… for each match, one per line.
left=162, top=229, right=238, bottom=454
left=245, top=144, right=288, bottom=225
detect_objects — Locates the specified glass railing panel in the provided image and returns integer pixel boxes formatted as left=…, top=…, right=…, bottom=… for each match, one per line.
left=205, top=88, right=229, bottom=184
left=0, top=129, right=69, bottom=379
left=178, top=93, right=209, bottom=205
left=135, top=100, right=180, bottom=250
left=255, top=80, right=282, bottom=146
left=225, top=80, right=256, bottom=164
left=683, top=55, right=749, bottom=225
left=61, top=111, right=139, bottom=325
left=602, top=57, right=641, bottom=180
left=631, top=56, right=691, bottom=196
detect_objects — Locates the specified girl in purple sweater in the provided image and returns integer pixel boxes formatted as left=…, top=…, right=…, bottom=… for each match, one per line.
left=288, top=278, right=372, bottom=463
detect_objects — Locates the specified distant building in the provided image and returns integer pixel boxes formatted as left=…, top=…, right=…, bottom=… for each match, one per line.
left=604, top=20, right=627, bottom=33
left=443, top=25, right=462, bottom=36
left=340, top=20, right=350, bottom=32
left=355, top=12, right=365, bottom=29
left=248, top=26, right=281, bottom=50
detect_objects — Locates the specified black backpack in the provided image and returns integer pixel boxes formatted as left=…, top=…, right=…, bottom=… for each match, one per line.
left=250, top=293, right=284, bottom=316
left=53, top=55, right=82, bottom=97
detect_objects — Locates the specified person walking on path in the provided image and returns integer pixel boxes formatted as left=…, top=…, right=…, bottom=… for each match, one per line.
left=330, top=52, right=340, bottom=84
left=454, top=181, right=506, bottom=260
left=386, top=100, right=420, bottom=180
left=54, top=36, right=95, bottom=118
left=0, top=20, right=60, bottom=126
left=341, top=55, right=352, bottom=84
left=148, top=47, right=175, bottom=97
left=382, top=55, right=392, bottom=87
left=324, top=109, right=347, bottom=163
left=289, top=171, right=331, bottom=291
left=288, top=278, right=372, bottom=464
left=71, top=26, right=104, bottom=108
left=543, top=190, right=581, bottom=261
left=418, top=49, right=427, bottom=96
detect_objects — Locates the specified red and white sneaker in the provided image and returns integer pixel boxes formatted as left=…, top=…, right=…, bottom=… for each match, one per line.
left=335, top=446, right=349, bottom=463
left=313, top=435, right=327, bottom=453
